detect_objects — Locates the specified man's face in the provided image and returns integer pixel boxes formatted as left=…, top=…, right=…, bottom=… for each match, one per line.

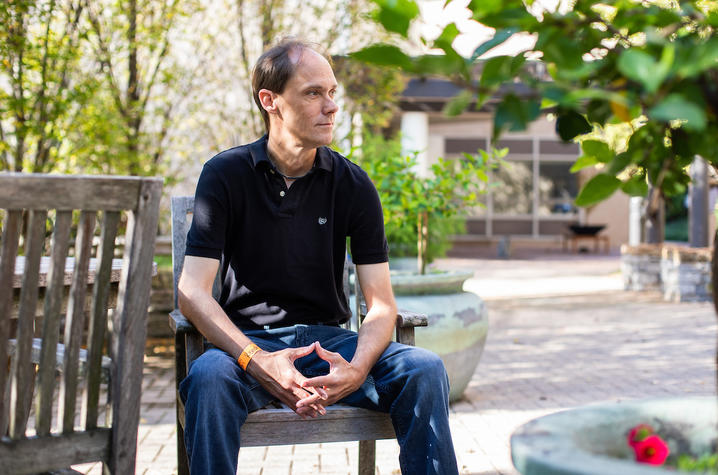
left=269, top=49, right=339, bottom=148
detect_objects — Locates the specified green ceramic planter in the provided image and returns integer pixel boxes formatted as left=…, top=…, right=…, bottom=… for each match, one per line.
left=391, top=269, right=488, bottom=402
left=511, top=396, right=716, bottom=475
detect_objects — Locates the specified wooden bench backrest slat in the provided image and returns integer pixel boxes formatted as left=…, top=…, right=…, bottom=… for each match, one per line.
left=58, top=211, right=97, bottom=433
left=0, top=209, right=21, bottom=436
left=35, top=210, right=73, bottom=436
left=83, top=210, right=121, bottom=430
left=10, top=209, right=48, bottom=438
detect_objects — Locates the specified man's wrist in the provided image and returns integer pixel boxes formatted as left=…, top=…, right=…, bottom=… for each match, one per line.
left=238, top=343, right=262, bottom=370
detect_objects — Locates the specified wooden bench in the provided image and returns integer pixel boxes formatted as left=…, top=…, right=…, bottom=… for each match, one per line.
left=169, top=196, right=427, bottom=475
left=0, top=173, right=162, bottom=474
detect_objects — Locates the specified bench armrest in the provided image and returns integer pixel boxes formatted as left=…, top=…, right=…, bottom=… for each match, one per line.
left=169, top=308, right=200, bottom=335
left=396, top=309, right=428, bottom=328
left=359, top=303, right=428, bottom=328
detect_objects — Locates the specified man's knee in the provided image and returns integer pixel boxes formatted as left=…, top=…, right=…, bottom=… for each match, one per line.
left=407, top=347, right=449, bottom=389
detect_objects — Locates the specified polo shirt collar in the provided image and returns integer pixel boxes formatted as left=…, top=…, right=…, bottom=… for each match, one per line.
left=249, top=135, right=334, bottom=173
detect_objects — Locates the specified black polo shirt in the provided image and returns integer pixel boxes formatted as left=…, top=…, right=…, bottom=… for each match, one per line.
left=185, top=135, right=389, bottom=329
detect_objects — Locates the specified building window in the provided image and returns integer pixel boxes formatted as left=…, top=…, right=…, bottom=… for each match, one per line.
left=444, top=136, right=581, bottom=237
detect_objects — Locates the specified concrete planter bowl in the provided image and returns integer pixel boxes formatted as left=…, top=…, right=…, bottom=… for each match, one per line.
left=390, top=268, right=488, bottom=402
left=511, top=396, right=716, bottom=475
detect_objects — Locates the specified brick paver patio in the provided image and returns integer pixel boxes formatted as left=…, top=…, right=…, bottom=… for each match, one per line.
left=88, top=254, right=717, bottom=474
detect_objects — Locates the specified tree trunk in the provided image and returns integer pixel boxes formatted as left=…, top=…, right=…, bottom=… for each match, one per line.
left=417, top=211, right=428, bottom=275
left=644, top=188, right=665, bottom=244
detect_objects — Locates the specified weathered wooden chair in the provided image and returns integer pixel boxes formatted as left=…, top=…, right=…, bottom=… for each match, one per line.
left=170, top=195, right=428, bottom=475
left=0, top=173, right=162, bottom=474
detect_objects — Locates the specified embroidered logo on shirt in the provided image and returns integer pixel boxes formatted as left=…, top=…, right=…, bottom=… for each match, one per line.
left=318, top=217, right=327, bottom=225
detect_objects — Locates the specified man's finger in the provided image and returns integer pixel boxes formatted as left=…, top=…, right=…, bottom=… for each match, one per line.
left=302, top=375, right=331, bottom=390
left=300, top=384, right=328, bottom=400
left=314, top=342, right=343, bottom=362
left=288, top=341, right=317, bottom=361
left=294, top=388, right=326, bottom=408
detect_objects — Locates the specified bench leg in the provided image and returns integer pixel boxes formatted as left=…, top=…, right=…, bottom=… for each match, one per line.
left=177, top=418, right=189, bottom=475
left=358, top=440, right=376, bottom=475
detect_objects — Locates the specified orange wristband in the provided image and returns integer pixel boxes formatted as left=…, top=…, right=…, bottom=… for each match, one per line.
left=237, top=343, right=262, bottom=370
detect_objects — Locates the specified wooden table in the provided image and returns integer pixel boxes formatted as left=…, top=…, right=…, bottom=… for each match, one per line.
left=562, top=233, right=611, bottom=253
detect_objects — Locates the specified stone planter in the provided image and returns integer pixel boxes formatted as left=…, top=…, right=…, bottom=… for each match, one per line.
left=661, top=245, right=712, bottom=302
left=390, top=270, right=489, bottom=402
left=621, top=244, right=663, bottom=291
left=621, top=244, right=713, bottom=302
left=511, top=396, right=715, bottom=475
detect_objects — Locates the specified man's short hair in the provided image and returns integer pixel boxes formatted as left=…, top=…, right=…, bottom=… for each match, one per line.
left=251, top=38, right=330, bottom=132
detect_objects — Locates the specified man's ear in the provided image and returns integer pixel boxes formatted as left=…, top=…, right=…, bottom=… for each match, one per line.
left=258, top=89, right=278, bottom=114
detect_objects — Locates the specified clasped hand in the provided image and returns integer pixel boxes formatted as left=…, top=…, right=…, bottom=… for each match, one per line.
left=246, top=341, right=364, bottom=419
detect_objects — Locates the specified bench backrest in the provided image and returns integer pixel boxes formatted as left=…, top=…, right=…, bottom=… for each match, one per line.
left=0, top=173, right=162, bottom=474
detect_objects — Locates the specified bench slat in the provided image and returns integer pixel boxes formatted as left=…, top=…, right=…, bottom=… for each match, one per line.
left=36, top=210, right=73, bottom=436
left=0, top=209, right=21, bottom=436
left=59, top=211, right=96, bottom=433
left=10, top=209, right=47, bottom=439
left=83, top=210, right=120, bottom=429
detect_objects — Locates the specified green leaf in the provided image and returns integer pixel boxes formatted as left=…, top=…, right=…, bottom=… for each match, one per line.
left=443, top=90, right=474, bottom=117
left=539, top=34, right=584, bottom=69
left=414, top=53, right=465, bottom=75
left=621, top=173, right=648, bottom=197
left=649, top=93, right=707, bottom=131
left=581, top=140, right=613, bottom=163
left=575, top=174, right=621, bottom=207
left=372, top=0, right=420, bottom=37
left=493, top=94, right=540, bottom=136
left=617, top=49, right=666, bottom=94
left=434, top=23, right=460, bottom=52
left=480, top=56, right=513, bottom=87
left=673, top=37, right=718, bottom=78
left=570, top=155, right=599, bottom=173
left=469, top=27, right=518, bottom=62
left=350, top=44, right=414, bottom=70
left=468, top=0, right=503, bottom=20
left=556, top=110, right=592, bottom=141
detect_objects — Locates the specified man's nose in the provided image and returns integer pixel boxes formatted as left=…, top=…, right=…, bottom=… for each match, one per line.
left=324, top=96, right=338, bottom=115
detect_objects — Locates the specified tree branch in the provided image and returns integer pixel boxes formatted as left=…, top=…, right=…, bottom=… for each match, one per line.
left=86, top=0, right=127, bottom=118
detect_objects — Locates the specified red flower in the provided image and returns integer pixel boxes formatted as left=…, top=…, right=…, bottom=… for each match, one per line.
left=632, top=435, right=670, bottom=465
left=627, top=424, right=655, bottom=448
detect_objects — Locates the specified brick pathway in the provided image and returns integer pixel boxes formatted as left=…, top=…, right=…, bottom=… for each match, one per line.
left=87, top=255, right=718, bottom=474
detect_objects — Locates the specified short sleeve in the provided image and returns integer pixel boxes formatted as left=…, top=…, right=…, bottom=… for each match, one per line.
left=349, top=175, right=389, bottom=265
left=186, top=163, right=228, bottom=260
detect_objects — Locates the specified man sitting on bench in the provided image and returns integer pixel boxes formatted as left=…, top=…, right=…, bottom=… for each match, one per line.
left=177, top=38, right=459, bottom=475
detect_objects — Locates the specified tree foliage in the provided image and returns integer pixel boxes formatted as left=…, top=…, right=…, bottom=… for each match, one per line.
left=354, top=0, right=718, bottom=221
left=0, top=0, right=90, bottom=173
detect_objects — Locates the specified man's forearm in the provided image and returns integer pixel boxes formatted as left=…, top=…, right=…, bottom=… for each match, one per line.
left=350, top=302, right=397, bottom=377
left=178, top=290, right=253, bottom=360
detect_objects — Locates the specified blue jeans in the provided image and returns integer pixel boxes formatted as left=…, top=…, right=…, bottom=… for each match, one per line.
left=179, top=324, right=459, bottom=475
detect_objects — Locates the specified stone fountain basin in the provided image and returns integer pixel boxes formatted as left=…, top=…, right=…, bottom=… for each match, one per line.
left=511, top=396, right=716, bottom=475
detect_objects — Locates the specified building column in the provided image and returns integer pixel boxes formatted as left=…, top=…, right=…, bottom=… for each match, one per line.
left=689, top=155, right=709, bottom=247
left=400, top=111, right=429, bottom=178
left=629, top=196, right=643, bottom=245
